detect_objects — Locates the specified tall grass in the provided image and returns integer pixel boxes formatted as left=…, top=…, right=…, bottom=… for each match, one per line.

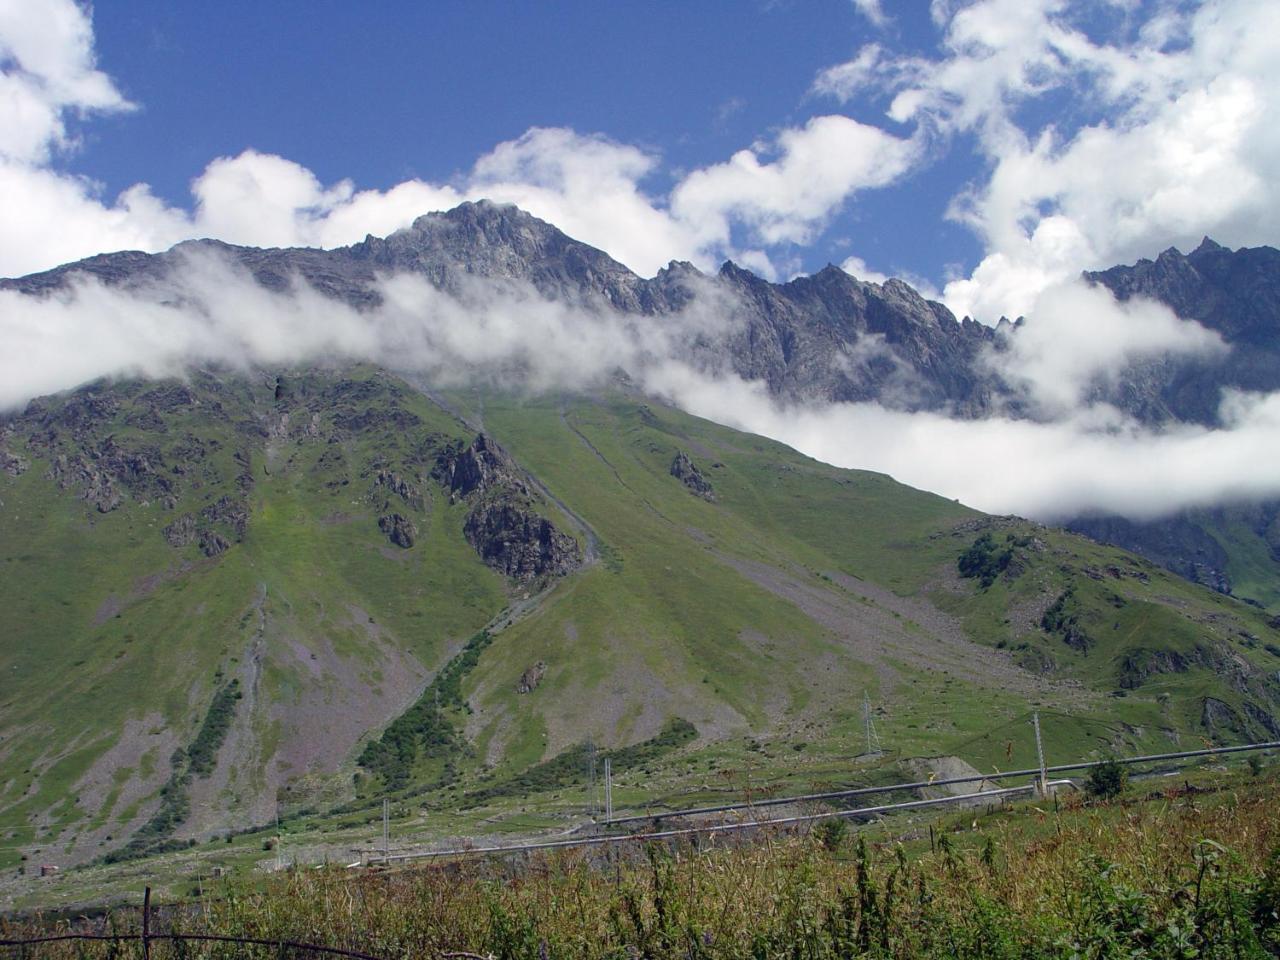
left=5, top=778, right=1279, bottom=958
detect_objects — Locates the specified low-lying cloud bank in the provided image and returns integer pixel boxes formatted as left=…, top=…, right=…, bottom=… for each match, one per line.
left=2, top=254, right=1277, bottom=523
left=657, top=368, right=1280, bottom=521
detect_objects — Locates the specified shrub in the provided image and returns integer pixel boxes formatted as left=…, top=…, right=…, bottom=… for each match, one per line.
left=815, top=816, right=848, bottom=851
left=1086, top=758, right=1127, bottom=798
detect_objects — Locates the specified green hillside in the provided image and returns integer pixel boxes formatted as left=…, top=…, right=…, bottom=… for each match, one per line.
left=1, top=368, right=1278, bottom=880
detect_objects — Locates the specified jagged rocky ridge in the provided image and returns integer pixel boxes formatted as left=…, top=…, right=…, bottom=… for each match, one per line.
left=0, top=200, right=1004, bottom=416
left=1064, top=241, right=1280, bottom=603
left=670, top=450, right=716, bottom=502
left=7, top=201, right=1277, bottom=427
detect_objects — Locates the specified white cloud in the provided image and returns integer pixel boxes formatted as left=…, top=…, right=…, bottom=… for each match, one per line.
left=671, top=115, right=919, bottom=254
left=815, top=0, right=1280, bottom=322
left=650, top=364, right=1280, bottom=522
left=0, top=0, right=131, bottom=164
left=839, top=255, right=890, bottom=284
left=0, top=3, right=911, bottom=284
left=6, top=254, right=1274, bottom=525
left=987, top=278, right=1227, bottom=417
left=0, top=248, right=741, bottom=411
left=852, top=0, right=889, bottom=29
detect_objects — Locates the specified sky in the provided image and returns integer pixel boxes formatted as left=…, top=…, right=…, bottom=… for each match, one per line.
left=4, top=0, right=1276, bottom=316
left=2, top=0, right=1280, bottom=521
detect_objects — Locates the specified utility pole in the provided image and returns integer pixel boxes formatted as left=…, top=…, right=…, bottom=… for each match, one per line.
left=1032, top=712, right=1048, bottom=798
left=586, top=741, right=598, bottom=821
left=604, top=757, right=613, bottom=823
left=863, top=692, right=882, bottom=757
left=382, top=797, right=390, bottom=862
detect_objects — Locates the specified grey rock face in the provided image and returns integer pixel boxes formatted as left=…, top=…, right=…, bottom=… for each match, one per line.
left=432, top=432, right=580, bottom=581
left=433, top=433, right=526, bottom=502
left=1066, top=513, right=1235, bottom=596
left=198, top=530, right=231, bottom=557
left=378, top=513, right=418, bottom=548
left=462, top=501, right=580, bottom=582
left=1085, top=238, right=1280, bottom=425
left=163, top=513, right=197, bottom=547
left=372, top=469, right=425, bottom=511
left=0, top=447, right=28, bottom=477
left=516, top=661, right=547, bottom=694
left=670, top=451, right=715, bottom=501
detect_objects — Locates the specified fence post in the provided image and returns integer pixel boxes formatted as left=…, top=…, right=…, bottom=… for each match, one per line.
left=142, top=885, right=151, bottom=960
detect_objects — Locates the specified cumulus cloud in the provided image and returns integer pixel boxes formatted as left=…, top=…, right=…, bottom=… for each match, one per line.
left=0, top=0, right=132, bottom=164
left=671, top=115, right=919, bottom=256
left=0, top=5, right=912, bottom=282
left=839, top=254, right=890, bottom=284
left=851, top=0, right=889, bottom=29
left=815, top=0, right=1280, bottom=321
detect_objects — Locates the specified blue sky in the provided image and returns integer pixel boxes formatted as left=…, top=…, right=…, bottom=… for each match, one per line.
left=2, top=0, right=1278, bottom=321
left=66, top=1, right=979, bottom=285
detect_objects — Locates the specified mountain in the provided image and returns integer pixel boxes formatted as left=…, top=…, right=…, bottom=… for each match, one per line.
left=1085, top=237, right=1280, bottom=425
left=8, top=203, right=1279, bottom=610
left=1064, top=241, right=1280, bottom=608
left=2, top=368, right=1279, bottom=876
left=0, top=200, right=1002, bottom=415
left=2, top=204, right=1280, bottom=881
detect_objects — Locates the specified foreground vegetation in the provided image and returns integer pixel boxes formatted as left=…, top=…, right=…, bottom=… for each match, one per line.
left=5, top=771, right=1278, bottom=958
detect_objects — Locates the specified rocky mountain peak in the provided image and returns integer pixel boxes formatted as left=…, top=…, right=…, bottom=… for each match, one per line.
left=1193, top=236, right=1226, bottom=256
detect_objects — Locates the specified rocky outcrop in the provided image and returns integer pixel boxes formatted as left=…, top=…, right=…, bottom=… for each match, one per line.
left=199, top=530, right=231, bottom=557
left=378, top=513, right=418, bottom=548
left=516, top=661, right=547, bottom=694
left=433, top=434, right=525, bottom=501
left=372, top=469, right=424, bottom=510
left=463, top=501, right=580, bottom=582
left=163, top=513, right=197, bottom=547
left=1120, top=643, right=1258, bottom=696
left=201, top=495, right=248, bottom=539
left=47, top=453, right=120, bottom=512
left=162, top=497, right=247, bottom=554
left=0, top=448, right=28, bottom=477
left=436, top=433, right=581, bottom=581
left=670, top=451, right=715, bottom=501
left=1067, top=512, right=1234, bottom=596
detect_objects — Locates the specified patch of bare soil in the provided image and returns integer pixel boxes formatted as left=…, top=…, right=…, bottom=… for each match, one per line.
left=91, top=595, right=123, bottom=626
left=180, top=594, right=430, bottom=839
left=63, top=713, right=178, bottom=864
left=904, top=755, right=1003, bottom=800
left=717, top=553, right=1093, bottom=708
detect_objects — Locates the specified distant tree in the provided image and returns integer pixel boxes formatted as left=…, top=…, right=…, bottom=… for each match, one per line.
left=1086, top=758, right=1127, bottom=799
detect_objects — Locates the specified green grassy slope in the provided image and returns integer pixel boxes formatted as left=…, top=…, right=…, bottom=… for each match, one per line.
left=1, top=371, right=1277, bottom=879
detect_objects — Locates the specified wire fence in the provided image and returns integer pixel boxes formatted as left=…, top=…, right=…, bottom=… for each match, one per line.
left=0, top=886, right=391, bottom=958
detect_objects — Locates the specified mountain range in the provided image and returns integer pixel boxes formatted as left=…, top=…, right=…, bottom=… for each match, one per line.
left=1, top=201, right=1278, bottom=881
left=7, top=200, right=1278, bottom=606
